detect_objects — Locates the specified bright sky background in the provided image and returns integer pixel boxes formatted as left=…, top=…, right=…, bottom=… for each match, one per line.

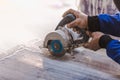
left=0, top=0, right=76, bottom=52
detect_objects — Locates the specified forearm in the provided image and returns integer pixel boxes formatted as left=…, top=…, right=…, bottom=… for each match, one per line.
left=88, top=16, right=100, bottom=32
left=99, top=35, right=120, bottom=64
left=88, top=13, right=120, bottom=37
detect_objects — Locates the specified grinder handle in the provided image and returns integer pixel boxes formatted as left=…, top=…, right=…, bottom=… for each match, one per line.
left=55, top=14, right=76, bottom=30
left=56, top=13, right=89, bottom=43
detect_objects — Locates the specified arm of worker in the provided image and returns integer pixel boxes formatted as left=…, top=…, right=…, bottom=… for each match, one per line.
left=99, top=35, right=120, bottom=64
left=63, top=9, right=120, bottom=36
left=88, top=13, right=120, bottom=37
left=84, top=32, right=120, bottom=64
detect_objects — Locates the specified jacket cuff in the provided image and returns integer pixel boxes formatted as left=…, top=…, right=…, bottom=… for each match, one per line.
left=99, top=35, right=113, bottom=48
left=88, top=16, right=100, bottom=32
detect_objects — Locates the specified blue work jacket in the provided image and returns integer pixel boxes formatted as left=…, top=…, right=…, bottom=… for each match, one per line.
left=98, top=13, right=120, bottom=64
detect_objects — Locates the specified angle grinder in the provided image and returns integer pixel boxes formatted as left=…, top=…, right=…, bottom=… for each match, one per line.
left=44, top=14, right=89, bottom=57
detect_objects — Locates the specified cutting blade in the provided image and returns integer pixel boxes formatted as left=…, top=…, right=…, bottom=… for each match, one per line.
left=48, top=40, right=65, bottom=57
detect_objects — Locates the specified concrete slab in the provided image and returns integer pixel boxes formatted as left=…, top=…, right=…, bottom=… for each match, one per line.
left=0, top=41, right=119, bottom=80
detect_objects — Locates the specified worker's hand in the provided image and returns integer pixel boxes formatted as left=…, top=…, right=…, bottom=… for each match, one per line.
left=63, top=9, right=88, bottom=29
left=83, top=32, right=104, bottom=51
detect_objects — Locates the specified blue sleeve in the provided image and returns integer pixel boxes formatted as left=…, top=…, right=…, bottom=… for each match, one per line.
left=98, top=13, right=120, bottom=37
left=106, top=40, right=120, bottom=64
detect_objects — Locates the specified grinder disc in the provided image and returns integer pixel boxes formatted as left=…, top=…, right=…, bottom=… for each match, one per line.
left=48, top=40, right=65, bottom=57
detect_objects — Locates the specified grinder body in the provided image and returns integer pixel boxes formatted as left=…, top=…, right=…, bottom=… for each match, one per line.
left=44, top=14, right=89, bottom=57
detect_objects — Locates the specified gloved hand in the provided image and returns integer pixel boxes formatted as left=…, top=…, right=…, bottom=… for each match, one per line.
left=63, top=9, right=88, bottom=29
left=83, top=32, right=104, bottom=51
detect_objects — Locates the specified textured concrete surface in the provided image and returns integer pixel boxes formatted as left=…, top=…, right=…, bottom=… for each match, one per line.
left=0, top=40, right=119, bottom=80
